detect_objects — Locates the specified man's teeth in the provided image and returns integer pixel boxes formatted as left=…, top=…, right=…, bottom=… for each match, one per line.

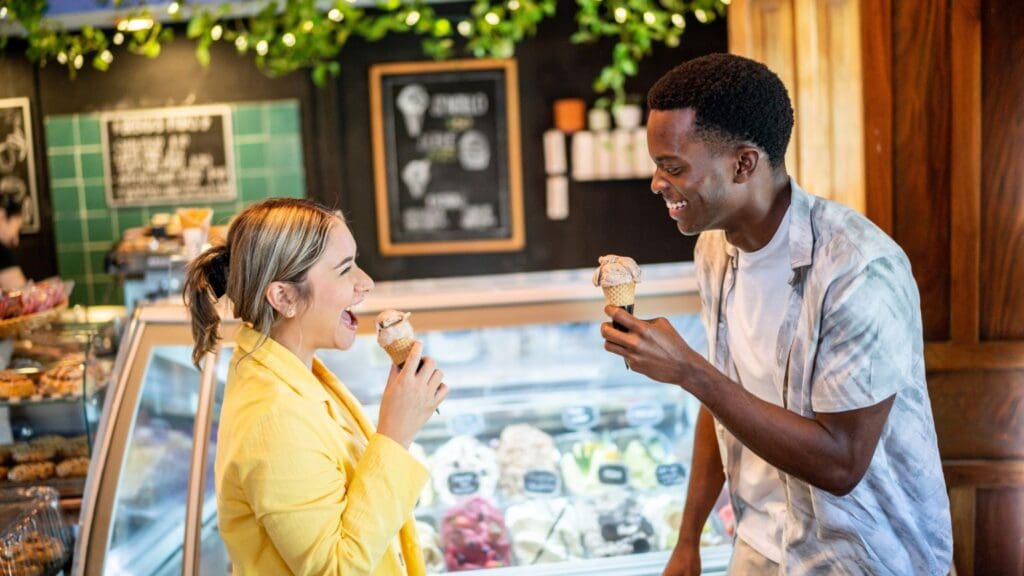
left=666, top=200, right=685, bottom=210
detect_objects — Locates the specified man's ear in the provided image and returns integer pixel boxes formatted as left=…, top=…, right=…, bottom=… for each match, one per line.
left=734, top=147, right=761, bottom=183
left=265, top=281, right=296, bottom=317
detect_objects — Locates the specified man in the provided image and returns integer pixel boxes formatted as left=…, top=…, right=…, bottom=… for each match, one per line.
left=601, top=53, right=952, bottom=575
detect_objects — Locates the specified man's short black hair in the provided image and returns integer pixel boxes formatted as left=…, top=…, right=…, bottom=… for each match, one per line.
left=647, top=53, right=794, bottom=168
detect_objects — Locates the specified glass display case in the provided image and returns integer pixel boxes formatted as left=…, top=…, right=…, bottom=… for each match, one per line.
left=0, top=308, right=120, bottom=515
left=74, top=263, right=733, bottom=575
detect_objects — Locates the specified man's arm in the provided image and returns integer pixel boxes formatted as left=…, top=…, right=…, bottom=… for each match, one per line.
left=602, top=308, right=895, bottom=496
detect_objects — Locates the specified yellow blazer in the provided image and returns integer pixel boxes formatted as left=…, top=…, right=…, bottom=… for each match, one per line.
left=215, top=325, right=428, bottom=575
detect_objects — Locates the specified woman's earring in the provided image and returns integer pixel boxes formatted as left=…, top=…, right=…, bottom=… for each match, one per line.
left=287, top=307, right=295, bottom=318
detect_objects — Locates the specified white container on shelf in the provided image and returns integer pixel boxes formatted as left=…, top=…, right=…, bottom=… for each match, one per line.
left=632, top=128, right=655, bottom=178
left=611, top=129, right=635, bottom=178
left=571, top=131, right=596, bottom=180
left=588, top=107, right=611, bottom=132
left=593, top=131, right=613, bottom=180
left=543, top=129, right=568, bottom=175
left=613, top=104, right=643, bottom=130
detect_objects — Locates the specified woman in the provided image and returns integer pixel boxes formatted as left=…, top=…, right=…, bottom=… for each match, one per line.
left=185, top=198, right=447, bottom=575
left=0, top=191, right=27, bottom=291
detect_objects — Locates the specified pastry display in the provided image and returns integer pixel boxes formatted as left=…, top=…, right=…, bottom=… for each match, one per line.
left=58, top=436, right=89, bottom=459
left=56, top=457, right=90, bottom=478
left=496, top=424, right=561, bottom=499
left=0, top=371, right=35, bottom=398
left=430, top=436, right=498, bottom=505
left=8, top=462, right=55, bottom=482
left=415, top=520, right=446, bottom=574
left=504, top=498, right=585, bottom=565
left=38, top=361, right=84, bottom=396
left=440, top=496, right=511, bottom=571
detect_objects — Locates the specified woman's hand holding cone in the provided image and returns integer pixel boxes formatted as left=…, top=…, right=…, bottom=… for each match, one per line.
left=377, top=341, right=448, bottom=449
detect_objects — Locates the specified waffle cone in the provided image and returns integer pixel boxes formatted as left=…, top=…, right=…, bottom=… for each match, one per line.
left=602, top=282, right=636, bottom=306
left=384, top=338, right=416, bottom=366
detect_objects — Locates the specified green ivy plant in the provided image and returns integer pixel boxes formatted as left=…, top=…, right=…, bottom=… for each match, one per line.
left=0, top=0, right=727, bottom=103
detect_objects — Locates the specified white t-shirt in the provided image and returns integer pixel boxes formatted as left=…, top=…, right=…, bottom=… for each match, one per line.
left=724, top=206, right=792, bottom=563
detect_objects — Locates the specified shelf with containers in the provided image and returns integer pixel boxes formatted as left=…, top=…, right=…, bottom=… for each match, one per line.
left=73, top=262, right=733, bottom=575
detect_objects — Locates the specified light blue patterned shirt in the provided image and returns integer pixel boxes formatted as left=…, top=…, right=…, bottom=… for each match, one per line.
left=695, top=180, right=953, bottom=575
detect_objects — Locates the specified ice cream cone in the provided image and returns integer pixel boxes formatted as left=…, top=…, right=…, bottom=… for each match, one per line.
left=384, top=337, right=416, bottom=367
left=602, top=282, right=636, bottom=307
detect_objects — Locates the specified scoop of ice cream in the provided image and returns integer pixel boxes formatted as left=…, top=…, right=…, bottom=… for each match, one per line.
left=376, top=309, right=415, bottom=347
left=578, top=493, right=657, bottom=558
left=592, top=255, right=641, bottom=288
left=430, top=436, right=499, bottom=505
left=496, top=424, right=561, bottom=498
left=416, top=520, right=447, bottom=574
left=642, top=493, right=685, bottom=550
left=505, top=498, right=585, bottom=565
left=622, top=434, right=673, bottom=491
left=441, top=496, right=511, bottom=571
left=558, top=436, right=624, bottom=497
left=409, top=442, right=435, bottom=508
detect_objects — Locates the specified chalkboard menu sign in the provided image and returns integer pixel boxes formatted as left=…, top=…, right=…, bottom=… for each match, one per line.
left=99, top=105, right=237, bottom=207
left=0, top=98, right=40, bottom=233
left=370, top=59, right=524, bottom=256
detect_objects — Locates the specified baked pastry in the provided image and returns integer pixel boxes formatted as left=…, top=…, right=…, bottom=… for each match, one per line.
left=59, top=437, right=89, bottom=459
left=11, top=444, right=56, bottom=464
left=56, top=457, right=90, bottom=478
left=39, top=362, right=83, bottom=395
left=0, top=370, right=35, bottom=398
left=0, top=465, right=8, bottom=479
left=0, top=532, right=65, bottom=570
left=0, top=444, right=13, bottom=464
left=8, top=462, right=55, bottom=482
left=29, top=435, right=65, bottom=449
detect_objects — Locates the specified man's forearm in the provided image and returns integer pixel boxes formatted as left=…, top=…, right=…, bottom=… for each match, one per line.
left=678, top=405, right=725, bottom=546
left=688, top=365, right=883, bottom=496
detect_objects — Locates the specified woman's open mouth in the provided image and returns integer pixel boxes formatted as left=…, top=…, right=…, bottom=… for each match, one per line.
left=341, top=308, right=359, bottom=331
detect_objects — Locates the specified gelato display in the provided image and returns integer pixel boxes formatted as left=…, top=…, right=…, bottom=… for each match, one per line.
left=558, top=434, right=625, bottom=497
left=430, top=436, right=499, bottom=505
left=416, top=520, right=447, bottom=574
left=642, top=494, right=728, bottom=550
left=578, top=493, right=657, bottom=558
left=504, top=498, right=585, bottom=565
left=440, top=497, right=512, bottom=571
left=496, top=424, right=561, bottom=499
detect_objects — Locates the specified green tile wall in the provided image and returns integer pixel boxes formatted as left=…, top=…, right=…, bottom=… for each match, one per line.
left=44, top=101, right=306, bottom=306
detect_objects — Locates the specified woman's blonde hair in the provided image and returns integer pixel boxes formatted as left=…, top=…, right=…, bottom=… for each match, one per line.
left=184, top=198, right=339, bottom=367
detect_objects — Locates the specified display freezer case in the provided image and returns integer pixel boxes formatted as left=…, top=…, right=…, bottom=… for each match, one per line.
left=74, top=263, right=733, bottom=575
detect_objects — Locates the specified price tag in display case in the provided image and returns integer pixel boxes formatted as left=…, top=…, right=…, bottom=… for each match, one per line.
left=597, top=464, right=628, bottom=486
left=447, top=412, right=485, bottom=437
left=447, top=471, right=481, bottom=496
left=523, top=470, right=559, bottom=495
left=626, top=402, right=665, bottom=428
left=562, top=405, right=599, bottom=430
left=656, top=464, right=687, bottom=487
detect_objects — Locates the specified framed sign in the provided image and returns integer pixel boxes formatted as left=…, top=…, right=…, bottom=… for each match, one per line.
left=99, top=105, right=237, bottom=207
left=0, top=98, right=41, bottom=233
left=370, top=59, right=524, bottom=256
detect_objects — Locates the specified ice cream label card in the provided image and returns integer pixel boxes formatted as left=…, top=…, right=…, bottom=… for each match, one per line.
left=562, top=405, right=599, bottom=430
left=370, top=59, right=525, bottom=256
left=597, top=464, right=629, bottom=486
left=523, top=470, right=559, bottom=495
left=655, top=464, right=687, bottom=487
left=447, top=471, right=481, bottom=496
left=626, top=402, right=665, bottom=428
